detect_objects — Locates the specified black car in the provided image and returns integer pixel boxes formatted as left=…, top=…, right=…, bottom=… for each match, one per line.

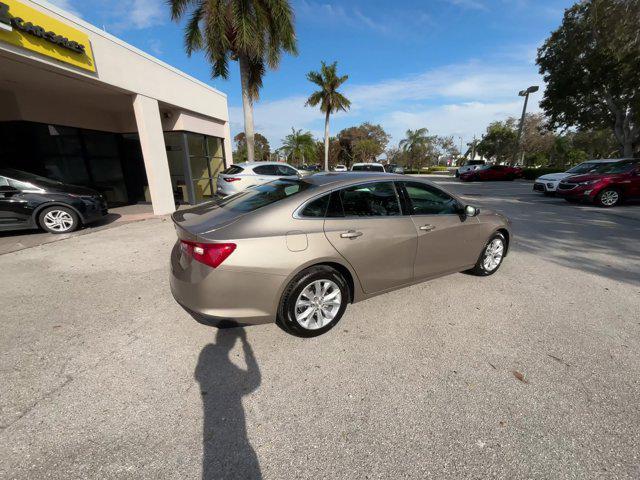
left=0, top=168, right=108, bottom=234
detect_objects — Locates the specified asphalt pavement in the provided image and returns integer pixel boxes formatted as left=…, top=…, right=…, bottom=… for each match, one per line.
left=1, top=179, right=639, bottom=479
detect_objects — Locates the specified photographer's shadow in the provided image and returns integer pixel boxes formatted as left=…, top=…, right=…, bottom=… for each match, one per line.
left=195, top=328, right=262, bottom=480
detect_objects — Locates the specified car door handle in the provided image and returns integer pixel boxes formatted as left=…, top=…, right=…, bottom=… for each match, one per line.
left=419, top=224, right=436, bottom=232
left=340, top=230, right=363, bottom=239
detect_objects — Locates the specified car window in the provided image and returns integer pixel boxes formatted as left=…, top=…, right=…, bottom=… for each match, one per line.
left=335, top=182, right=400, bottom=217
left=400, top=181, right=459, bottom=215
left=0, top=176, right=8, bottom=187
left=599, top=161, right=638, bottom=174
left=253, top=165, right=278, bottom=175
left=2, top=176, right=35, bottom=191
left=351, top=164, right=384, bottom=172
left=276, top=165, right=298, bottom=176
left=300, top=194, right=330, bottom=218
left=222, top=165, right=244, bottom=175
left=215, top=179, right=313, bottom=213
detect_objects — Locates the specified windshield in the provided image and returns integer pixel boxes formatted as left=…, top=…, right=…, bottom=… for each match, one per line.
left=567, top=162, right=613, bottom=174
left=598, top=161, right=638, bottom=174
left=465, top=160, right=484, bottom=166
left=0, top=168, right=63, bottom=187
left=213, top=179, right=314, bottom=213
left=352, top=164, right=384, bottom=172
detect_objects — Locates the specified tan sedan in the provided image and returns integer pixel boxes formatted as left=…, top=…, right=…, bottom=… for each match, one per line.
left=170, top=173, right=511, bottom=336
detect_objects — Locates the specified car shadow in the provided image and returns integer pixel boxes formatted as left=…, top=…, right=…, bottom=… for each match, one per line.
left=195, top=328, right=262, bottom=480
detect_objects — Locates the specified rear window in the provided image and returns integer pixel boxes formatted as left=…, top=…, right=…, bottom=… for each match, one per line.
left=352, top=164, right=385, bottom=172
left=215, top=180, right=313, bottom=213
left=466, top=160, right=485, bottom=166
left=222, top=165, right=244, bottom=175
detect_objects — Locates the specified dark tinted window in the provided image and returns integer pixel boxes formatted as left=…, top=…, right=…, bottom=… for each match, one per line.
left=222, top=165, right=244, bottom=175
left=216, top=180, right=313, bottom=213
left=253, top=165, right=278, bottom=175
left=351, top=164, right=385, bottom=172
left=401, top=181, right=459, bottom=215
left=276, top=165, right=298, bottom=176
left=300, top=194, right=330, bottom=218
left=338, top=182, right=400, bottom=217
left=467, top=160, right=485, bottom=166
left=599, top=161, right=638, bottom=174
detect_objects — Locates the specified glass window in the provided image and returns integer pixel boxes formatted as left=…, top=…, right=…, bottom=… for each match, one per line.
left=216, top=180, right=314, bottom=213
left=401, top=181, right=459, bottom=215
left=600, top=161, right=638, bottom=174
left=300, top=194, right=330, bottom=218
left=351, top=164, right=385, bottom=172
left=276, top=165, right=298, bottom=176
left=254, top=165, right=278, bottom=175
left=223, top=165, right=244, bottom=175
left=0, top=176, right=8, bottom=187
left=338, top=182, right=400, bottom=217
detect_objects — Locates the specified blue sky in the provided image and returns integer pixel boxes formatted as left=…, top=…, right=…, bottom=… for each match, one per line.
left=48, top=0, right=573, bottom=150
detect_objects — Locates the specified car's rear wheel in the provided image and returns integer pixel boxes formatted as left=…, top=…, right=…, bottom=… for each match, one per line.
left=467, top=232, right=506, bottom=276
left=595, top=188, right=621, bottom=208
left=39, top=206, right=79, bottom=234
left=277, top=266, right=349, bottom=337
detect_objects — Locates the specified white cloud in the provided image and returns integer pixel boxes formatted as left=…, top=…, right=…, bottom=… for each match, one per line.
left=230, top=61, right=544, bottom=149
left=129, top=0, right=165, bottom=29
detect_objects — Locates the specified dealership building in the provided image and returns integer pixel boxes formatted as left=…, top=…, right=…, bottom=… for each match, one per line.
left=0, top=0, right=232, bottom=214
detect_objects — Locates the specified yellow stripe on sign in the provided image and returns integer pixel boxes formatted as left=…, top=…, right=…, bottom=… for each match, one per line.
left=0, top=0, right=95, bottom=72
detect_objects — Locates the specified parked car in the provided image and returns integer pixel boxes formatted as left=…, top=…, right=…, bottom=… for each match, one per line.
left=333, top=164, right=347, bottom=172
left=0, top=168, right=108, bottom=234
left=555, top=159, right=640, bottom=207
left=459, top=165, right=523, bottom=181
left=217, top=162, right=301, bottom=196
left=351, top=163, right=386, bottom=172
left=455, top=160, right=485, bottom=178
left=170, top=173, right=511, bottom=337
left=533, top=159, right=621, bottom=195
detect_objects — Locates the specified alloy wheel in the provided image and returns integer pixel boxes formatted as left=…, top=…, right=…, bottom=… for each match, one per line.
left=483, top=238, right=504, bottom=272
left=294, top=280, right=342, bottom=330
left=600, top=190, right=619, bottom=207
left=43, top=210, right=75, bottom=232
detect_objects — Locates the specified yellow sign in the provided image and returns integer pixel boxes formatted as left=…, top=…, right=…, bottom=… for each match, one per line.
left=0, top=0, right=95, bottom=72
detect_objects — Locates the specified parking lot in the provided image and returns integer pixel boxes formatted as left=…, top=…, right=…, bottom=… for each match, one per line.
left=1, top=178, right=639, bottom=479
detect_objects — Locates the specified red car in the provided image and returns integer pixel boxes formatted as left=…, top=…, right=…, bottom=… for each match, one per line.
left=459, top=165, right=523, bottom=181
left=555, top=159, right=640, bottom=207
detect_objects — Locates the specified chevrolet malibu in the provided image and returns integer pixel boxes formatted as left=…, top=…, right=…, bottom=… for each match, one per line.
left=170, top=173, right=512, bottom=337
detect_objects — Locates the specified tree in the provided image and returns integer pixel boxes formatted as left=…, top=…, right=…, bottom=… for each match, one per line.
left=337, top=123, right=390, bottom=167
left=537, top=0, right=640, bottom=157
left=169, top=0, right=297, bottom=163
left=476, top=121, right=518, bottom=164
left=399, top=128, right=434, bottom=171
left=279, top=128, right=316, bottom=164
left=234, top=132, right=270, bottom=162
left=305, top=61, right=351, bottom=171
left=314, top=137, right=342, bottom=169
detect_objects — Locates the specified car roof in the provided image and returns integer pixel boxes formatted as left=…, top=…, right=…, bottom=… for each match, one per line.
left=352, top=162, right=384, bottom=166
left=584, top=158, right=633, bottom=163
left=234, top=162, right=294, bottom=168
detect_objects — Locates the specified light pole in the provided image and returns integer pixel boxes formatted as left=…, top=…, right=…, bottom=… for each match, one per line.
left=514, top=85, right=539, bottom=165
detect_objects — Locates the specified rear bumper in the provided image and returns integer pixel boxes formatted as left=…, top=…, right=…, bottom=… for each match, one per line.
left=169, top=242, right=286, bottom=325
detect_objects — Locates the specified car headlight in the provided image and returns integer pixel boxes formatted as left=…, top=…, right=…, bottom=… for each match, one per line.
left=578, top=180, right=599, bottom=186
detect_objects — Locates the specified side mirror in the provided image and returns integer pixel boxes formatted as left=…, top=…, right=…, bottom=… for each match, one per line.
left=464, top=205, right=479, bottom=217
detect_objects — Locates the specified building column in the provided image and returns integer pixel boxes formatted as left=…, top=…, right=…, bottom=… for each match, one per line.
left=132, top=94, right=175, bottom=215
left=223, top=121, right=233, bottom=166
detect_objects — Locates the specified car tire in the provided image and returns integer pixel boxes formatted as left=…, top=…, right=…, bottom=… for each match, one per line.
left=38, top=206, right=80, bottom=234
left=595, top=188, right=621, bottom=208
left=277, top=265, right=349, bottom=337
left=466, top=232, right=507, bottom=276
left=507, top=174, right=516, bottom=181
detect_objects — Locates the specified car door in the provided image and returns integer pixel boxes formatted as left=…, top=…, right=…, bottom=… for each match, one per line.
left=626, top=164, right=640, bottom=199
left=252, top=165, right=279, bottom=185
left=323, top=181, right=417, bottom=294
left=0, top=176, right=35, bottom=230
left=396, top=181, right=483, bottom=279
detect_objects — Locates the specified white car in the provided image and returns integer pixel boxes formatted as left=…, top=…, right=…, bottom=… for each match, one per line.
left=351, top=163, right=386, bottom=172
left=333, top=164, right=347, bottom=172
left=455, top=160, right=485, bottom=177
left=217, top=162, right=300, bottom=196
left=533, top=159, right=620, bottom=195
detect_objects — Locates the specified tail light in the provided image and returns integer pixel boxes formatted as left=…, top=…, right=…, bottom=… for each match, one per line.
left=180, top=240, right=236, bottom=268
left=223, top=177, right=241, bottom=182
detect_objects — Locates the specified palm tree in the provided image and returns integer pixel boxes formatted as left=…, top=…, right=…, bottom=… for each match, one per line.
left=399, top=128, right=432, bottom=171
left=305, top=61, right=351, bottom=171
left=169, top=0, right=297, bottom=163
left=279, top=128, right=316, bottom=164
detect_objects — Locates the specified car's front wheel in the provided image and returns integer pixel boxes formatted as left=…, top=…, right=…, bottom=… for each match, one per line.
left=467, top=232, right=506, bottom=276
left=39, top=206, right=80, bottom=234
left=595, top=188, right=621, bottom=208
left=277, top=266, right=349, bottom=337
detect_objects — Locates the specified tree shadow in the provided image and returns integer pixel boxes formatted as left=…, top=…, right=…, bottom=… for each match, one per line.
left=195, top=328, right=262, bottom=480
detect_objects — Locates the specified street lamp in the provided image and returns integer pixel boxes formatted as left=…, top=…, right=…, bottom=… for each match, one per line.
left=514, top=85, right=539, bottom=165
